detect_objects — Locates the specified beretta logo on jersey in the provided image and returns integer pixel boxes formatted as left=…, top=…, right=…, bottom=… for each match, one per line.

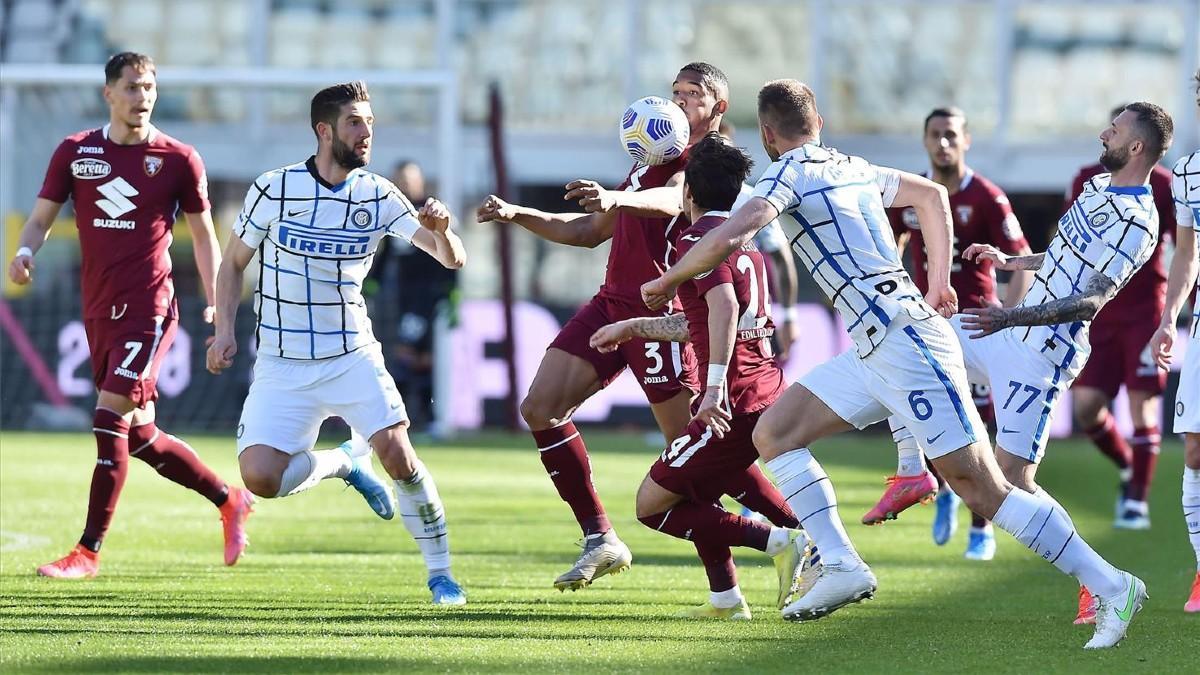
left=278, top=224, right=370, bottom=257
left=70, top=158, right=111, bottom=180
left=144, top=155, right=164, bottom=177
left=350, top=208, right=372, bottom=229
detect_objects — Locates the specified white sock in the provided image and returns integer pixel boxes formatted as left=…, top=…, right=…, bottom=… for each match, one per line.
left=992, top=488, right=1124, bottom=597
left=710, top=585, right=744, bottom=608
left=766, top=449, right=859, bottom=567
left=348, top=429, right=373, bottom=458
left=275, top=448, right=352, bottom=497
left=1184, top=467, right=1200, bottom=571
left=394, top=459, right=451, bottom=575
left=890, top=418, right=925, bottom=477
left=765, top=527, right=793, bottom=556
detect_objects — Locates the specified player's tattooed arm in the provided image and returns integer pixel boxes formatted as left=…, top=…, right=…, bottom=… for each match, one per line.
left=962, top=243, right=1044, bottom=271
left=961, top=271, right=1116, bottom=338
left=476, top=195, right=615, bottom=248
left=589, top=314, right=689, bottom=353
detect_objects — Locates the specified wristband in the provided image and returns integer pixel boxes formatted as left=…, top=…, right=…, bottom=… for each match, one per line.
left=783, top=306, right=800, bottom=324
left=16, top=246, right=32, bottom=259
left=706, top=364, right=728, bottom=389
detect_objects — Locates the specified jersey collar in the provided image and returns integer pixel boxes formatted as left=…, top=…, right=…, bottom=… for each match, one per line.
left=700, top=210, right=730, bottom=219
left=1105, top=184, right=1151, bottom=196
left=102, top=123, right=157, bottom=145
left=305, top=155, right=358, bottom=192
left=922, top=168, right=974, bottom=192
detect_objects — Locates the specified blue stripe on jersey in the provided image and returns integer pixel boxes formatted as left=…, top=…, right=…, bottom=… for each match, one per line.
left=761, top=158, right=797, bottom=202
left=304, top=256, right=315, bottom=358
left=820, top=192, right=865, bottom=275
left=258, top=324, right=359, bottom=335
left=902, top=325, right=976, bottom=444
left=262, top=261, right=355, bottom=285
left=800, top=179, right=876, bottom=200
left=1028, top=366, right=1064, bottom=462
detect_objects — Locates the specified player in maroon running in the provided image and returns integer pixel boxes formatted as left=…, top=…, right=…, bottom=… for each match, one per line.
left=862, top=107, right=1032, bottom=562
left=590, top=134, right=813, bottom=619
left=477, top=63, right=788, bottom=590
left=6, top=52, right=254, bottom=579
left=1068, top=105, right=1177, bottom=536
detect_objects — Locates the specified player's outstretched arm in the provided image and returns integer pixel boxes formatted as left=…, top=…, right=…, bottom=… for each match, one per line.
left=1001, top=244, right=1035, bottom=308
left=891, top=172, right=957, bottom=317
left=206, top=236, right=255, bottom=374
left=962, top=243, right=1045, bottom=271
left=7, top=198, right=63, bottom=286
left=565, top=173, right=684, bottom=218
left=589, top=314, right=690, bottom=353
left=183, top=210, right=221, bottom=324
left=1150, top=224, right=1198, bottom=368
left=412, top=198, right=466, bottom=269
left=477, top=194, right=615, bottom=248
left=693, top=284, right=737, bottom=438
left=642, top=197, right=776, bottom=310
left=961, top=270, right=1117, bottom=338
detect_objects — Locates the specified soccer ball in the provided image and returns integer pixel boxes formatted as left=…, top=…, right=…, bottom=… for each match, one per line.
left=619, top=96, right=689, bottom=166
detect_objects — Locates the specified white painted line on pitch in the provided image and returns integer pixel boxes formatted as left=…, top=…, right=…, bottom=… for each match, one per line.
left=0, top=530, right=51, bottom=552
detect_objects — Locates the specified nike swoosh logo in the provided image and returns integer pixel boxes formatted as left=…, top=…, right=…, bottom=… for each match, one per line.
left=287, top=209, right=310, bottom=217
left=1115, top=578, right=1138, bottom=621
left=1000, top=426, right=1021, bottom=434
left=926, top=431, right=946, bottom=445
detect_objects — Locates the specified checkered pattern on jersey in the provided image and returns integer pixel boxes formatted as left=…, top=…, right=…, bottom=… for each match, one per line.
left=1171, top=151, right=1200, bottom=337
left=1018, top=174, right=1157, bottom=373
left=234, top=162, right=418, bottom=360
left=756, top=146, right=931, bottom=357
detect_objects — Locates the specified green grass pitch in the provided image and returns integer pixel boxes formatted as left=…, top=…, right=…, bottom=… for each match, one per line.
left=1, top=430, right=1195, bottom=673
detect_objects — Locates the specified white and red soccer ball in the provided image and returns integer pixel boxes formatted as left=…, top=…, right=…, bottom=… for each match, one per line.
left=619, top=96, right=689, bottom=166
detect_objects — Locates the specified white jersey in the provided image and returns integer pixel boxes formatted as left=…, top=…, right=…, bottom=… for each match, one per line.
left=235, top=157, right=421, bottom=360
left=1017, top=173, right=1157, bottom=377
left=752, top=143, right=934, bottom=357
left=1172, top=150, right=1200, bottom=339
left=735, top=183, right=788, bottom=254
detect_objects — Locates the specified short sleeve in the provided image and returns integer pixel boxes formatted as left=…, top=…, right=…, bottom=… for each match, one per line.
left=177, top=149, right=211, bottom=214
left=1173, top=156, right=1197, bottom=232
left=1094, top=210, right=1157, bottom=286
left=983, top=187, right=1028, bottom=254
left=383, top=186, right=421, bottom=242
left=869, top=165, right=902, bottom=208
left=692, top=258, right=736, bottom=294
left=37, top=139, right=75, bottom=203
left=234, top=174, right=274, bottom=249
left=751, top=157, right=802, bottom=214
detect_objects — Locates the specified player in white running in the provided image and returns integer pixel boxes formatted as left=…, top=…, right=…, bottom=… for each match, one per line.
left=642, top=79, right=1144, bottom=649
left=1149, top=70, right=1200, bottom=613
left=206, top=81, right=469, bottom=606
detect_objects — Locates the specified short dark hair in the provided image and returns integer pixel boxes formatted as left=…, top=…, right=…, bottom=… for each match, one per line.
left=104, top=52, right=154, bottom=84
left=684, top=132, right=753, bottom=212
left=758, top=79, right=819, bottom=139
left=1122, top=101, right=1173, bottom=161
left=310, top=81, right=370, bottom=136
left=924, top=106, right=967, bottom=132
left=679, top=62, right=729, bottom=100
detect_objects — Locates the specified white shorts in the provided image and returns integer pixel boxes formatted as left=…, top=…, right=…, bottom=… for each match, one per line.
left=952, top=316, right=1069, bottom=464
left=1174, top=335, right=1200, bottom=434
left=800, top=315, right=986, bottom=460
left=236, top=344, right=407, bottom=455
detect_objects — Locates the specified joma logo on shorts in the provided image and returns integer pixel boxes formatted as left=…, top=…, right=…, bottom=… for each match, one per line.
left=643, top=376, right=668, bottom=384
left=113, top=366, right=138, bottom=379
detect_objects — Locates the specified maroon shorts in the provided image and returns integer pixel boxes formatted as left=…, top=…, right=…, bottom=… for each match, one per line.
left=1073, top=314, right=1166, bottom=398
left=83, top=315, right=177, bottom=407
left=549, top=295, right=698, bottom=404
left=649, top=413, right=763, bottom=502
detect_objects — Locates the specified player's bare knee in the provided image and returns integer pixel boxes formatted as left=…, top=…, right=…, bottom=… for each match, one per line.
left=634, top=475, right=678, bottom=519
left=1185, top=433, right=1200, bottom=469
left=239, top=463, right=281, bottom=498
left=996, top=452, right=1037, bottom=493
left=519, top=393, right=563, bottom=430
left=1071, top=388, right=1106, bottom=428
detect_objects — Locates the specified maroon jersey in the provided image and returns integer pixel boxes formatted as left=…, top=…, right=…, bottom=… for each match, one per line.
left=676, top=213, right=785, bottom=415
left=1067, top=163, right=1175, bottom=322
left=888, top=170, right=1027, bottom=308
left=38, top=125, right=209, bottom=320
left=599, top=153, right=689, bottom=306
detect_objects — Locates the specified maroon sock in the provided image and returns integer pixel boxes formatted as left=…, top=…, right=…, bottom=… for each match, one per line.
left=1127, top=425, right=1161, bottom=502
left=533, top=422, right=610, bottom=536
left=638, top=501, right=773, bottom=551
left=81, top=408, right=131, bottom=552
left=723, top=464, right=799, bottom=528
left=970, top=512, right=989, bottom=529
left=129, top=423, right=228, bottom=506
left=1084, top=412, right=1133, bottom=470
left=695, top=540, right=738, bottom=592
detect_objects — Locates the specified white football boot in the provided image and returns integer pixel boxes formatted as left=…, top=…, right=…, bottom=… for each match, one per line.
left=781, top=558, right=877, bottom=621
